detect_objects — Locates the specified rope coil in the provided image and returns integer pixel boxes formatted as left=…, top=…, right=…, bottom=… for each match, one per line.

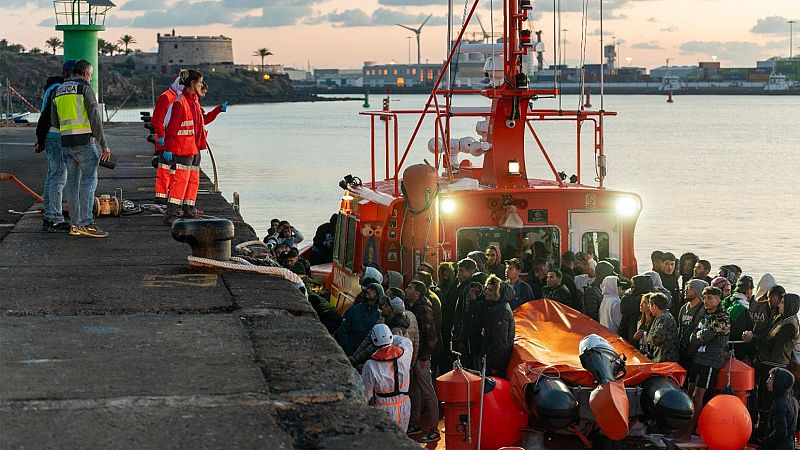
left=187, top=255, right=306, bottom=296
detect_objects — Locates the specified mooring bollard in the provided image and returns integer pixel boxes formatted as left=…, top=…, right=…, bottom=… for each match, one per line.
left=171, top=218, right=234, bottom=260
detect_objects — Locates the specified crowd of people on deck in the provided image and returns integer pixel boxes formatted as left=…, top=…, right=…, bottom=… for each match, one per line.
left=311, top=246, right=798, bottom=447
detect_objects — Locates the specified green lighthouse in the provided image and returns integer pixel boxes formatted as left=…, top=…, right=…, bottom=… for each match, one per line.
left=53, top=0, right=115, bottom=94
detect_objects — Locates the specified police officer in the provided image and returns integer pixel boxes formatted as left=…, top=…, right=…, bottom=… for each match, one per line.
left=51, top=59, right=111, bottom=238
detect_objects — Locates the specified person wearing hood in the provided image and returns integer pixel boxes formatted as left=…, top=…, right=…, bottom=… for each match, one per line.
left=35, top=59, right=77, bottom=232
left=467, top=250, right=487, bottom=273
left=619, top=274, right=654, bottom=344
left=484, top=245, right=506, bottom=280
left=751, top=273, right=779, bottom=338
left=678, top=279, right=709, bottom=386
left=724, top=275, right=755, bottom=361
left=643, top=270, right=673, bottom=309
left=559, top=251, right=584, bottom=312
left=152, top=71, right=185, bottom=204
left=337, top=282, right=383, bottom=356
left=599, top=275, right=622, bottom=333
left=481, top=277, right=515, bottom=377
left=760, top=367, right=798, bottom=450
left=743, top=293, right=800, bottom=436
left=351, top=296, right=419, bottom=368
left=583, top=261, right=615, bottom=322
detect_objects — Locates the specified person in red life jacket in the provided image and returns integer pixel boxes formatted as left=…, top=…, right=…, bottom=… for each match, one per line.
left=362, top=324, right=413, bottom=431
left=151, top=71, right=186, bottom=204
left=180, top=81, right=227, bottom=217
left=163, top=69, right=204, bottom=225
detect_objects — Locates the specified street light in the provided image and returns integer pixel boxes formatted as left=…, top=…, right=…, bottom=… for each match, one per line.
left=789, top=20, right=796, bottom=59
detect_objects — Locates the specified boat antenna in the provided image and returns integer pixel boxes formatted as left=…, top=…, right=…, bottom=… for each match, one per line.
left=598, top=0, right=605, bottom=186
left=447, top=0, right=453, bottom=92
left=578, top=0, right=590, bottom=110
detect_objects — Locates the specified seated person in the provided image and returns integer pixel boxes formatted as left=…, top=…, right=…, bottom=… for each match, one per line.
left=265, top=220, right=304, bottom=249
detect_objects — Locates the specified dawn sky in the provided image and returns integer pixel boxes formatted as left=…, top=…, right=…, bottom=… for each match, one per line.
left=2, top=0, right=797, bottom=70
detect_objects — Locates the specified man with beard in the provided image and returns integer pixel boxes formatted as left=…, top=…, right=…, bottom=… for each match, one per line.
left=451, top=258, right=487, bottom=360
left=559, top=251, right=583, bottom=313
left=659, top=252, right=681, bottom=315
left=481, top=278, right=515, bottom=377
left=542, top=269, right=574, bottom=309
left=694, top=259, right=713, bottom=284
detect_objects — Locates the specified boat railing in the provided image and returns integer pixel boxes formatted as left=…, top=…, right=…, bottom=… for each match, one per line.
left=359, top=104, right=616, bottom=193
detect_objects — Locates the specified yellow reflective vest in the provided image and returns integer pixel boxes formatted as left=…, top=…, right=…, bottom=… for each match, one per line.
left=52, top=79, right=94, bottom=147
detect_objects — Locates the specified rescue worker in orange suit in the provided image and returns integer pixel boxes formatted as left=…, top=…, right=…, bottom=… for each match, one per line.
left=151, top=71, right=186, bottom=204
left=362, top=324, right=413, bottom=431
left=163, top=69, right=203, bottom=225
left=182, top=81, right=226, bottom=217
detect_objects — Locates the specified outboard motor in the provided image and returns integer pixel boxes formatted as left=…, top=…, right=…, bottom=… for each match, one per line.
left=524, top=376, right=578, bottom=429
left=641, top=376, right=694, bottom=431
left=171, top=218, right=234, bottom=260
left=579, top=334, right=630, bottom=441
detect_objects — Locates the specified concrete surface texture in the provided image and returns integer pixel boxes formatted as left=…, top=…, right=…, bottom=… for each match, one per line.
left=0, top=123, right=418, bottom=449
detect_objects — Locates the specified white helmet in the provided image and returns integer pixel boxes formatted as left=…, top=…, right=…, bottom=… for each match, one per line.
left=370, top=324, right=393, bottom=347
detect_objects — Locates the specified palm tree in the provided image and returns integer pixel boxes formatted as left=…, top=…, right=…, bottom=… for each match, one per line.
left=29, top=47, right=43, bottom=55
left=252, top=47, right=273, bottom=71
left=109, top=43, right=122, bottom=56
left=45, top=37, right=63, bottom=55
left=117, top=34, right=136, bottom=54
left=98, top=39, right=109, bottom=56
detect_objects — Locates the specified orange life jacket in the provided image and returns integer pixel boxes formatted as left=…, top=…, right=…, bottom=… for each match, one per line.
left=164, top=95, right=198, bottom=156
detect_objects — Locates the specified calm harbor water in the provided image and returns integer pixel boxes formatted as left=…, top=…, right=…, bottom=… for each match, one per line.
left=112, top=94, right=799, bottom=291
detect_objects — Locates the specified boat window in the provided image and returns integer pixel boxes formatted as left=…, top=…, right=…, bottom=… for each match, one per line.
left=345, top=215, right=358, bottom=271
left=334, top=212, right=346, bottom=264
left=581, top=231, right=610, bottom=261
left=456, top=226, right=561, bottom=270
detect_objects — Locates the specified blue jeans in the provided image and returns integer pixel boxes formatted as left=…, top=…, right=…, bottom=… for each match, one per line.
left=43, top=136, right=67, bottom=223
left=64, top=142, right=99, bottom=226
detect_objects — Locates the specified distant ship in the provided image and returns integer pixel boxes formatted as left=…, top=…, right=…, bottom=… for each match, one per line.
left=764, top=71, right=790, bottom=91
left=658, top=73, right=683, bottom=91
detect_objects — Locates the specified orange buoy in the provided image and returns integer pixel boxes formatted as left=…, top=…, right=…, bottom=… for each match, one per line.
left=697, top=394, right=751, bottom=450
left=478, top=378, right=528, bottom=449
left=667, top=90, right=674, bottom=103
left=715, top=357, right=755, bottom=406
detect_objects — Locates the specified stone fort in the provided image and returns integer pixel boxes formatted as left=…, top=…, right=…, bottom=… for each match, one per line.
left=157, top=31, right=233, bottom=68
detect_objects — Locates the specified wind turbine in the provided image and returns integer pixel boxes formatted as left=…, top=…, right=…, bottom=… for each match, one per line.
left=397, top=14, right=432, bottom=80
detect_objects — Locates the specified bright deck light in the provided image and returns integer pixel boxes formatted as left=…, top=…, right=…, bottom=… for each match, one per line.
left=441, top=198, right=456, bottom=214
left=615, top=196, right=639, bottom=217
left=508, top=159, right=520, bottom=176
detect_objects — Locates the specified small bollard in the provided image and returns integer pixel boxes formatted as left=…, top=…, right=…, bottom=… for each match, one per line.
left=171, top=218, right=234, bottom=260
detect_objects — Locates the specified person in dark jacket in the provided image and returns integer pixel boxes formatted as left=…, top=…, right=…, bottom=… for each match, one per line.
left=436, top=262, right=458, bottom=374
left=405, top=280, right=440, bottom=443
left=582, top=260, right=615, bottom=321
left=760, top=367, right=798, bottom=450
left=309, top=214, right=337, bottom=265
left=559, top=251, right=583, bottom=312
left=336, top=283, right=382, bottom=355
left=481, top=278, right=515, bottom=377
left=505, top=257, right=535, bottom=310
left=723, top=275, right=755, bottom=362
left=678, top=252, right=699, bottom=302
left=659, top=252, right=681, bottom=316
left=34, top=60, right=76, bottom=232
left=677, top=279, right=709, bottom=384
left=619, top=274, right=654, bottom=344
left=483, top=245, right=506, bottom=280
left=743, top=293, right=800, bottom=436
left=542, top=269, right=574, bottom=309
left=452, top=258, right=487, bottom=357
left=679, top=286, right=730, bottom=442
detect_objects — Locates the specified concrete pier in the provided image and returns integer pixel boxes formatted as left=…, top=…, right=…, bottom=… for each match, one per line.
left=0, top=124, right=417, bottom=449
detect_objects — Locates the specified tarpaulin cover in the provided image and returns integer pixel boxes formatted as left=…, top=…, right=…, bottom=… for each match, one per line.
left=508, top=299, right=686, bottom=410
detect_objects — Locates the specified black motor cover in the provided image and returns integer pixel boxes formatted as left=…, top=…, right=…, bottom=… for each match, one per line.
left=641, top=376, right=694, bottom=431
left=525, top=376, right=579, bottom=429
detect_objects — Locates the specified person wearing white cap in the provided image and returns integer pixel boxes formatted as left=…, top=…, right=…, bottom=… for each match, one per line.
left=362, top=324, right=413, bottom=431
